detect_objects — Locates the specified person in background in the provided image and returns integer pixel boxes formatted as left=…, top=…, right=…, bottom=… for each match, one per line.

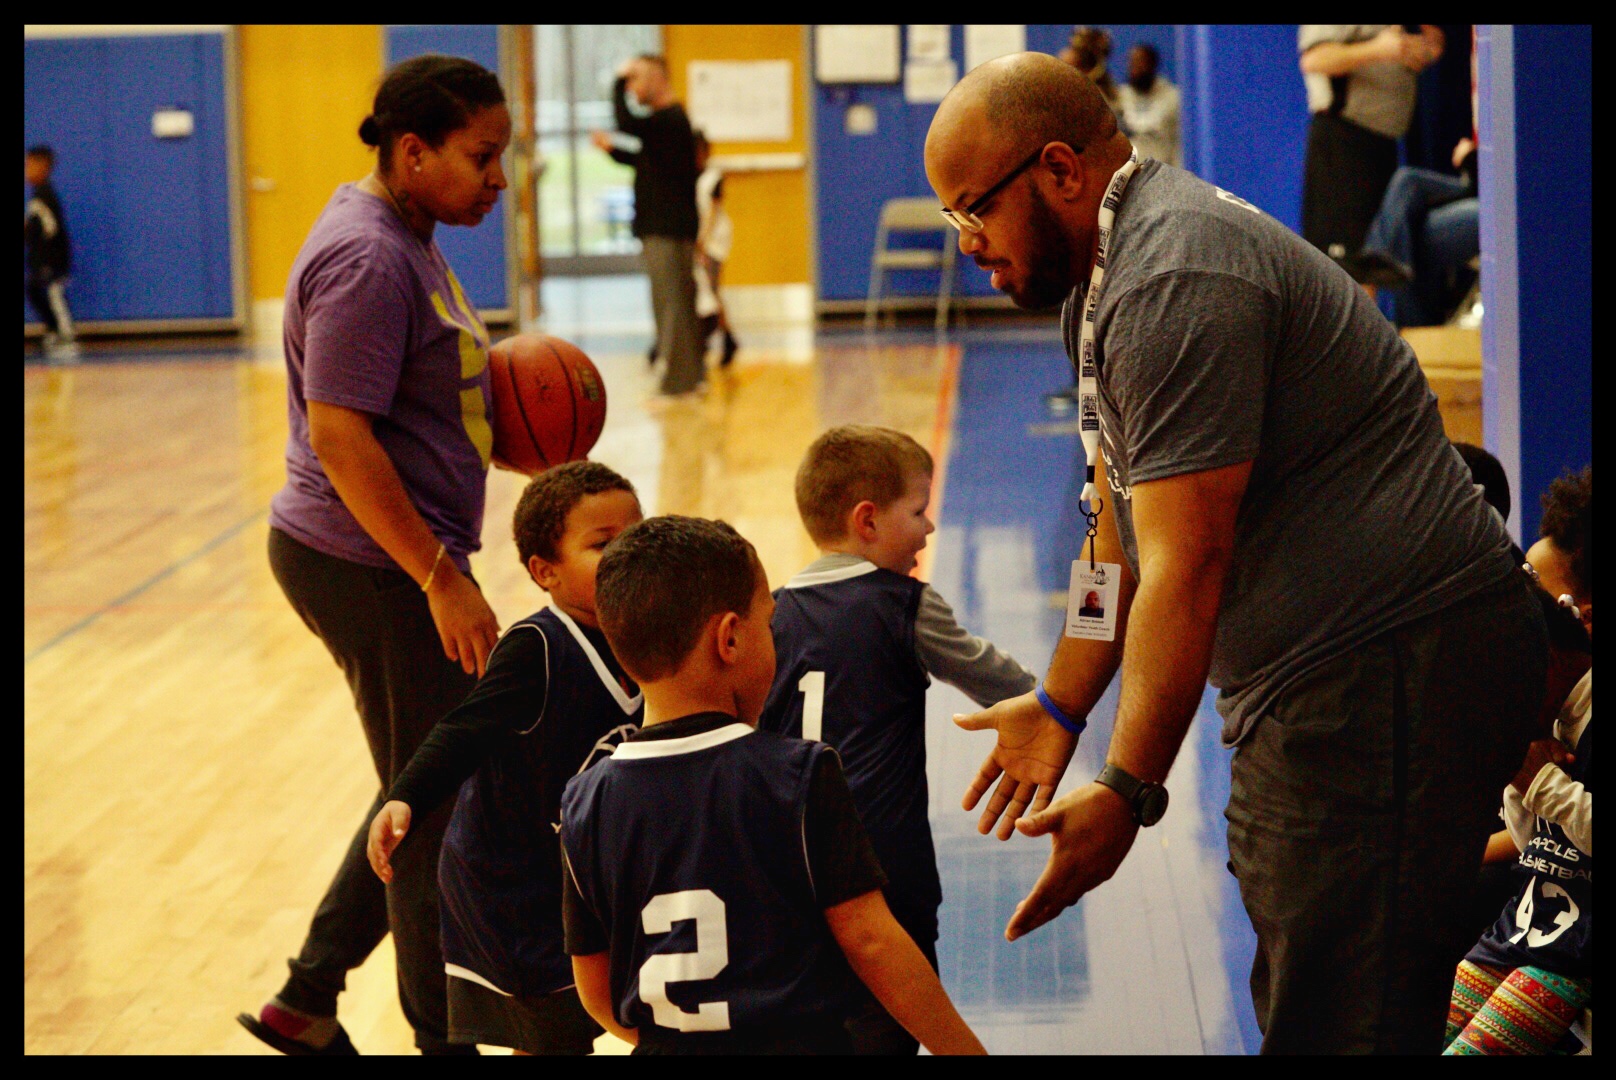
left=1452, top=441, right=1513, bottom=539
left=692, top=130, right=737, bottom=369
left=24, top=145, right=79, bottom=362
left=1062, top=28, right=1120, bottom=122
left=1116, top=44, right=1181, bottom=169
left=591, top=55, right=703, bottom=400
left=1298, top=25, right=1444, bottom=262
left=1445, top=466, right=1592, bottom=1055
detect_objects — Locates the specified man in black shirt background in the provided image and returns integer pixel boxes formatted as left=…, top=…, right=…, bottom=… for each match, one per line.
left=24, top=145, right=79, bottom=362
left=592, top=55, right=703, bottom=399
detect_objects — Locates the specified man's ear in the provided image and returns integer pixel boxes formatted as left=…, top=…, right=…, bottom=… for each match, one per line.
left=850, top=500, right=879, bottom=542
left=1041, top=141, right=1085, bottom=199
left=714, top=611, right=741, bottom=665
left=528, top=554, right=559, bottom=593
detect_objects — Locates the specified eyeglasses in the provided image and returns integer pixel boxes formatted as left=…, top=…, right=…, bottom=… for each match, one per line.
left=940, top=145, right=1072, bottom=234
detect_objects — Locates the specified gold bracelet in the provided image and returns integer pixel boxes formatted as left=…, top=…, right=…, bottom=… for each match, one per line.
left=421, top=544, right=446, bottom=592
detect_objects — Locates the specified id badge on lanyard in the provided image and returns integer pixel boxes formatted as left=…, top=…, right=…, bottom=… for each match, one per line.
left=1064, top=149, right=1140, bottom=644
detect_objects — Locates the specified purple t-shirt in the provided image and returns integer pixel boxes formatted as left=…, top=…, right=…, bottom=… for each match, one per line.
left=270, top=184, right=493, bottom=574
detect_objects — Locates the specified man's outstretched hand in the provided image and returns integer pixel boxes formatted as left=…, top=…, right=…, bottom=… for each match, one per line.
left=1005, top=782, right=1138, bottom=941
left=954, top=691, right=1078, bottom=840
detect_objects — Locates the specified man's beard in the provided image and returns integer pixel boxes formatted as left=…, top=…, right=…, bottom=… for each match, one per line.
left=1005, top=186, right=1076, bottom=311
left=1129, top=72, right=1157, bottom=94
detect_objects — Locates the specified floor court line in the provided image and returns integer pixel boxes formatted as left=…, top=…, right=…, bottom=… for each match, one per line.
left=24, top=509, right=268, bottom=665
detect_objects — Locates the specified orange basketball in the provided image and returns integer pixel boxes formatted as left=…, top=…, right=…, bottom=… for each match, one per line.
left=489, top=334, right=607, bottom=475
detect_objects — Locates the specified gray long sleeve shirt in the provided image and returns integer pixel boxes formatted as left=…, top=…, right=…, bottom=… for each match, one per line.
left=803, top=553, right=1036, bottom=707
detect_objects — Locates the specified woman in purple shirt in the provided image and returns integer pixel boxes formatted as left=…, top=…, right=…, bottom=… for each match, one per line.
left=238, top=54, right=510, bottom=1056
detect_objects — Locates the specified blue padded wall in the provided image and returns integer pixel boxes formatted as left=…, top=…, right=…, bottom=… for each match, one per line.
left=812, top=25, right=1177, bottom=303
left=23, top=32, right=237, bottom=324
left=1177, top=25, right=1309, bottom=234
left=384, top=25, right=510, bottom=313
left=1478, top=25, right=1592, bottom=543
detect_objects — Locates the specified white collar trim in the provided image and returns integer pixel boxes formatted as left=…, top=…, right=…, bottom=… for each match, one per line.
left=784, top=557, right=879, bottom=589
left=610, top=723, right=753, bottom=760
left=550, top=606, right=642, bottom=715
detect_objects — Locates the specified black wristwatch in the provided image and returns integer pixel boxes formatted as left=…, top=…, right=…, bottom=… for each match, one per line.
left=1095, top=763, right=1169, bottom=827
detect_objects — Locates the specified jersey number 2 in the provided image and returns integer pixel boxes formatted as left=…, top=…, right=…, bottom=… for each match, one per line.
left=640, top=889, right=731, bottom=1031
left=798, top=671, right=825, bottom=741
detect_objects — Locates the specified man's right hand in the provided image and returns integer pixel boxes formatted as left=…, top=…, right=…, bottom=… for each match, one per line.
left=426, top=565, right=500, bottom=678
left=367, top=801, right=413, bottom=883
left=590, top=130, right=613, bottom=153
left=954, top=691, right=1079, bottom=840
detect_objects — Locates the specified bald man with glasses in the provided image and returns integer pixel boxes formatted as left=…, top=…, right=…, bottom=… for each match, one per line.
left=927, top=52, right=1547, bottom=1054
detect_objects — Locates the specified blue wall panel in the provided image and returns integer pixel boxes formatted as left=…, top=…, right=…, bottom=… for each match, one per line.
left=1478, top=25, right=1591, bottom=543
left=1178, top=25, right=1309, bottom=234
left=384, top=25, right=510, bottom=313
left=23, top=32, right=236, bottom=324
left=813, top=25, right=1177, bottom=303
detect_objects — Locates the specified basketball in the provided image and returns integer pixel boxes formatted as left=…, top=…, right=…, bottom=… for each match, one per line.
left=489, top=334, right=607, bottom=475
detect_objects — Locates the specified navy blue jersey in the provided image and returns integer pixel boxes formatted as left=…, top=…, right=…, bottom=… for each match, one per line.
left=1469, top=721, right=1593, bottom=976
left=758, top=561, right=938, bottom=944
left=439, top=606, right=641, bottom=997
left=561, top=724, right=857, bottom=1033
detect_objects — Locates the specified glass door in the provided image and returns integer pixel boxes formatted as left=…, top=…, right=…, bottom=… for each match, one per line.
left=536, top=24, right=661, bottom=275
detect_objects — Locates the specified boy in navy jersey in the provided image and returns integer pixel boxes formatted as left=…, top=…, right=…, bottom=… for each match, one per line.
left=760, top=425, right=1035, bottom=1054
left=560, top=516, right=986, bottom=1055
left=363, top=462, right=644, bottom=1054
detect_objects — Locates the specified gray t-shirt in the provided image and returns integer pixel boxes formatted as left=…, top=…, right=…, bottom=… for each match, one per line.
left=1062, top=160, right=1515, bottom=745
left=1298, top=24, right=1417, bottom=139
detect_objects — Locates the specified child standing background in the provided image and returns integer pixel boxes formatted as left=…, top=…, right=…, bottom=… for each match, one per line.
left=365, top=462, right=644, bottom=1055
left=560, top=515, right=985, bottom=1055
left=760, top=425, right=1035, bottom=1054
left=24, top=145, right=78, bottom=362
left=692, top=131, right=737, bottom=369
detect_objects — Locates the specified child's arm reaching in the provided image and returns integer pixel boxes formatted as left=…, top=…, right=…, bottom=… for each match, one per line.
left=572, top=953, right=638, bottom=1046
left=366, top=623, right=552, bottom=881
left=914, top=585, right=1037, bottom=707
left=825, top=891, right=985, bottom=1055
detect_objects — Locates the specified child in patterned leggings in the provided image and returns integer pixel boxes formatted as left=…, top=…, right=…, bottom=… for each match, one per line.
left=1445, top=961, right=1591, bottom=1055
left=1445, top=482, right=1593, bottom=1056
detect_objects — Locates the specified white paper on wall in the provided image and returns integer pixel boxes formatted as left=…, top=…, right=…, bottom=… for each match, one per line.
left=814, top=24, right=901, bottom=83
left=964, top=24, right=1026, bottom=72
left=906, top=25, right=950, bottom=62
left=904, top=59, right=958, bottom=104
left=688, top=60, right=793, bottom=143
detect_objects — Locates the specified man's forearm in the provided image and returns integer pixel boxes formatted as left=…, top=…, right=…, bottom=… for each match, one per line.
left=1105, top=551, right=1228, bottom=785
left=1300, top=39, right=1386, bottom=77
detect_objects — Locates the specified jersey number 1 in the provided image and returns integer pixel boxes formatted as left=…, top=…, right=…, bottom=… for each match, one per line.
left=640, top=889, right=731, bottom=1031
left=798, top=671, right=825, bottom=741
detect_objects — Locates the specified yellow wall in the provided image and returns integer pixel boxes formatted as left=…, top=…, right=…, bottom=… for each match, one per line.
left=664, top=25, right=810, bottom=287
left=240, top=26, right=383, bottom=301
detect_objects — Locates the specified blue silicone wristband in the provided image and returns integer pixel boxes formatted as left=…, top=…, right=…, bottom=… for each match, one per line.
left=1036, top=684, right=1087, bottom=737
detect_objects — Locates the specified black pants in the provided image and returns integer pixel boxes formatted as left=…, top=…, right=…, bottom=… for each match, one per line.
left=26, top=266, right=70, bottom=335
left=1225, top=573, right=1547, bottom=1054
left=1302, top=111, right=1399, bottom=258
left=267, top=528, right=479, bottom=1053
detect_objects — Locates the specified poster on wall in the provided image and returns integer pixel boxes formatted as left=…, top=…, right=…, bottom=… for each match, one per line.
left=964, top=24, right=1026, bottom=72
left=904, top=60, right=958, bottom=104
left=814, top=25, right=901, bottom=83
left=688, top=60, right=793, bottom=143
left=906, top=25, right=951, bottom=63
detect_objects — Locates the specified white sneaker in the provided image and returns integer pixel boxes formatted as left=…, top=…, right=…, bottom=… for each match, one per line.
left=45, top=337, right=81, bottom=363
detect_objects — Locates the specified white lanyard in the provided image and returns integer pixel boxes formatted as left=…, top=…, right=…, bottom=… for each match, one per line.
left=1076, top=148, right=1141, bottom=513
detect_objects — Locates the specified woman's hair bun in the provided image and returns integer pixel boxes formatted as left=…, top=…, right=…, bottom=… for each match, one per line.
left=358, top=115, right=382, bottom=147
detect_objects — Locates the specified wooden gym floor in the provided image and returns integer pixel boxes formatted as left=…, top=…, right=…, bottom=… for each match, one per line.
left=23, top=292, right=1483, bottom=1054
